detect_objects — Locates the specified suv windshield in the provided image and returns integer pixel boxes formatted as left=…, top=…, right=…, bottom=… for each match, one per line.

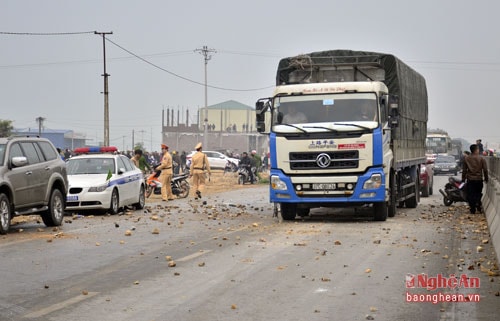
left=273, top=93, right=378, bottom=127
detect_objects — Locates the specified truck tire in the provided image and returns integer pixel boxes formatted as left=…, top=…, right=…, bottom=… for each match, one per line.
left=405, top=167, right=418, bottom=208
left=374, top=202, right=388, bottom=221
left=280, top=203, right=297, bottom=221
left=0, top=193, right=11, bottom=235
left=41, top=188, right=65, bottom=227
left=388, top=171, right=397, bottom=217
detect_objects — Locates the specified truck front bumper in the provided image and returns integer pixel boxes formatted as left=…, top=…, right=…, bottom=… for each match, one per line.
left=269, top=168, right=386, bottom=204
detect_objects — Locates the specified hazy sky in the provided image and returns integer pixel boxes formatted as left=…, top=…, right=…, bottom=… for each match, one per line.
left=1, top=0, right=499, bottom=150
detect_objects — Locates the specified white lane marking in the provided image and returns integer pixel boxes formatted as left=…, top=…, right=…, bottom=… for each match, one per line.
left=24, top=292, right=99, bottom=318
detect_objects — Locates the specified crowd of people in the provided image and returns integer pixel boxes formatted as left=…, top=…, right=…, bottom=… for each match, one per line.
left=58, top=144, right=268, bottom=200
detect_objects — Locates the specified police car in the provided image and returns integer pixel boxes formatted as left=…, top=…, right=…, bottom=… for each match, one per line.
left=65, top=147, right=145, bottom=214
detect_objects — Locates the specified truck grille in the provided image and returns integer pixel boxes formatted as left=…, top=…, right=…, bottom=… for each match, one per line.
left=289, top=151, right=359, bottom=170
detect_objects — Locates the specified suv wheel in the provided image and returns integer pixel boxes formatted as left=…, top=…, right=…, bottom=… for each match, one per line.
left=41, top=189, right=65, bottom=227
left=0, top=193, right=12, bottom=234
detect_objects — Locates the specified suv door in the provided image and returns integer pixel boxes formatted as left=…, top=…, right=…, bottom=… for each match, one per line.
left=6, top=143, right=32, bottom=207
left=19, top=142, right=46, bottom=206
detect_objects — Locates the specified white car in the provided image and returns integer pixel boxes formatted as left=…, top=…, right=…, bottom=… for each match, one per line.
left=65, top=153, right=145, bottom=214
left=186, top=151, right=239, bottom=170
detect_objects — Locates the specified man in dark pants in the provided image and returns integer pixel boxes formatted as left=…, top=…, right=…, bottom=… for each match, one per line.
left=462, top=144, right=488, bottom=214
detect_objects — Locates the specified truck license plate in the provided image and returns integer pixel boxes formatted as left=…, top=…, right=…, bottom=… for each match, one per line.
left=312, top=183, right=336, bottom=190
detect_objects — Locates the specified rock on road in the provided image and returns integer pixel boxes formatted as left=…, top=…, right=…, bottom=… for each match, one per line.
left=0, top=175, right=499, bottom=321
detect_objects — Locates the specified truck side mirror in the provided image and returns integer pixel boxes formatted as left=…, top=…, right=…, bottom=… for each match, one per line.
left=388, top=95, right=399, bottom=128
left=255, top=99, right=271, bottom=133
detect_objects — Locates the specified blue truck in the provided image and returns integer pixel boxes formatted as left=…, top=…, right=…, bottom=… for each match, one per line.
left=255, top=50, right=428, bottom=221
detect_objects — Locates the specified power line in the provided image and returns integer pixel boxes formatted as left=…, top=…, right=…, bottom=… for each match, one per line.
left=0, top=31, right=95, bottom=35
left=106, top=38, right=274, bottom=92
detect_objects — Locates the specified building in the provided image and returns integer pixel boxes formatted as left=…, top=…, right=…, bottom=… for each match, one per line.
left=13, top=128, right=87, bottom=150
left=162, top=100, right=268, bottom=155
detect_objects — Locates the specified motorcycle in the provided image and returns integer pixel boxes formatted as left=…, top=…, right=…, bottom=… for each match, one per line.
left=237, top=165, right=258, bottom=185
left=439, top=176, right=467, bottom=206
left=145, top=166, right=190, bottom=199
left=224, top=159, right=238, bottom=175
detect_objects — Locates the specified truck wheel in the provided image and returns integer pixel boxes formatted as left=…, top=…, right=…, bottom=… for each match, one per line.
left=388, top=171, right=397, bottom=217
left=280, top=203, right=297, bottom=221
left=405, top=167, right=418, bottom=208
left=41, top=189, right=65, bottom=227
left=0, top=193, right=12, bottom=235
left=374, top=202, right=388, bottom=221
left=109, top=189, right=120, bottom=214
left=443, top=197, right=453, bottom=206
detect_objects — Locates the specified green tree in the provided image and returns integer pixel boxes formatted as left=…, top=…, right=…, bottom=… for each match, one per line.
left=0, top=119, right=13, bottom=137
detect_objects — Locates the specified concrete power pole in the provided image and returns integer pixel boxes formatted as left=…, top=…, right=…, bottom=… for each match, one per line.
left=95, top=31, right=113, bottom=146
left=195, top=46, right=216, bottom=149
left=35, top=116, right=45, bottom=136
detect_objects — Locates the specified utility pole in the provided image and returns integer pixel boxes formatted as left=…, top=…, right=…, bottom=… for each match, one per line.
left=195, top=46, right=216, bottom=149
left=35, top=116, right=45, bottom=136
left=95, top=31, right=113, bottom=146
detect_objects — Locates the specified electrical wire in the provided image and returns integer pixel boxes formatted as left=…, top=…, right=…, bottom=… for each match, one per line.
left=105, top=38, right=274, bottom=92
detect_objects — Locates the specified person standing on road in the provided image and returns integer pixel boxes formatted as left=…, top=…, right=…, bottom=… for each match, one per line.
left=189, top=142, right=211, bottom=199
left=132, top=149, right=151, bottom=175
left=476, top=139, right=484, bottom=155
left=157, top=144, right=174, bottom=201
left=462, top=144, right=488, bottom=214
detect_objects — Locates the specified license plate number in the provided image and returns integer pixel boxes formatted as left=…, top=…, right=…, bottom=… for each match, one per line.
left=67, top=195, right=79, bottom=201
left=312, top=183, right=336, bottom=190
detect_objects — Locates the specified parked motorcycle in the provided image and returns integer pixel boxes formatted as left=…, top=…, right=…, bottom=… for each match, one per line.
left=439, top=176, right=467, bottom=206
left=145, top=166, right=190, bottom=198
left=237, top=165, right=258, bottom=185
left=224, top=159, right=238, bottom=175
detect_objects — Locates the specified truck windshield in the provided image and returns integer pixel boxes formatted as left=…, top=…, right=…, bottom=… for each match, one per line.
left=273, top=93, right=378, bottom=126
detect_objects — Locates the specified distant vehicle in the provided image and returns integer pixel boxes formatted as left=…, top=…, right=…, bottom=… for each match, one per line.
left=65, top=151, right=145, bottom=214
left=426, top=132, right=452, bottom=160
left=420, top=161, right=434, bottom=197
left=186, top=151, right=239, bottom=170
left=433, top=155, right=459, bottom=175
left=0, top=136, right=69, bottom=234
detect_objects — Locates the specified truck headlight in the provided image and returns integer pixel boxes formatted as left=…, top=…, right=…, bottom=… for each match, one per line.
left=271, top=175, right=288, bottom=191
left=363, top=174, right=382, bottom=189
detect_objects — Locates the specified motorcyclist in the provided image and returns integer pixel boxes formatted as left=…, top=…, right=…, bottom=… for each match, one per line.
left=239, top=152, right=255, bottom=183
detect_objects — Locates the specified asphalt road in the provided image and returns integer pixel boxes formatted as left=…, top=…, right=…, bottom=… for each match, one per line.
left=1, top=175, right=499, bottom=321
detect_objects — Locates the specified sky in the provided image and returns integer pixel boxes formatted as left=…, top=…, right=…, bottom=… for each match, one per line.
left=1, top=0, right=499, bottom=151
